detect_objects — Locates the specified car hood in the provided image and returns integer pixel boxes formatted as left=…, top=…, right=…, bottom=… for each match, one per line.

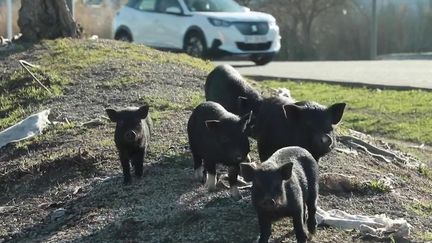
left=194, top=11, right=275, bottom=23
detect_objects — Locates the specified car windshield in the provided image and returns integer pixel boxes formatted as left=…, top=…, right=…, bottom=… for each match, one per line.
left=184, top=0, right=244, bottom=12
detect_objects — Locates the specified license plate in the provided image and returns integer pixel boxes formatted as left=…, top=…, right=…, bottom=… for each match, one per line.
left=244, top=36, right=267, bottom=43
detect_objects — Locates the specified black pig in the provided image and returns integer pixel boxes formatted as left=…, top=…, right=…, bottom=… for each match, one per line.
left=205, top=64, right=262, bottom=116
left=106, top=105, right=152, bottom=184
left=240, top=146, right=319, bottom=243
left=187, top=101, right=251, bottom=199
left=254, top=97, right=346, bottom=161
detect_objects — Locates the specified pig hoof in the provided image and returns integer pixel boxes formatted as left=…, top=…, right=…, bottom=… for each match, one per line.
left=194, top=167, right=204, bottom=182
left=205, top=173, right=217, bottom=191
left=231, top=193, right=242, bottom=200
left=206, top=183, right=217, bottom=192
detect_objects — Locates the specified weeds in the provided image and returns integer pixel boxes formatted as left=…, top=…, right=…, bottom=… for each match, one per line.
left=418, top=165, right=432, bottom=180
left=407, top=200, right=432, bottom=217
left=365, top=179, right=392, bottom=193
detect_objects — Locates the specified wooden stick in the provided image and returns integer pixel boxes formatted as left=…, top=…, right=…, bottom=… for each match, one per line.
left=18, top=59, right=52, bottom=95
left=339, top=135, right=405, bottom=162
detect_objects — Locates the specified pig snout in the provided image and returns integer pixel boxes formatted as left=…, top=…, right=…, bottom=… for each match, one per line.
left=321, top=134, right=333, bottom=148
left=313, top=133, right=333, bottom=152
left=124, top=130, right=138, bottom=143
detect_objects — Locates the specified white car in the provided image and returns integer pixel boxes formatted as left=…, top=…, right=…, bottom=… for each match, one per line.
left=112, top=0, right=281, bottom=65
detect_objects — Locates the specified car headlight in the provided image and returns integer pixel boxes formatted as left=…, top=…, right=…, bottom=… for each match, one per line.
left=208, top=18, right=231, bottom=27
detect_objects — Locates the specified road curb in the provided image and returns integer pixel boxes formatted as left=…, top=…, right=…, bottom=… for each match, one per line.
left=246, top=75, right=432, bottom=91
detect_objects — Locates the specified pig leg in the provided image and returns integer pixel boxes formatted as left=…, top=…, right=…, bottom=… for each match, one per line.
left=292, top=209, right=308, bottom=243
left=132, top=149, right=144, bottom=178
left=204, top=161, right=217, bottom=192
left=119, top=151, right=131, bottom=184
left=228, top=165, right=241, bottom=200
left=257, top=215, right=272, bottom=243
left=306, top=194, right=318, bottom=235
left=246, top=154, right=252, bottom=163
left=192, top=151, right=204, bottom=182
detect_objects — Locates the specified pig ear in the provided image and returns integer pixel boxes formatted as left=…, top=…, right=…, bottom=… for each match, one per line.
left=136, top=105, right=149, bottom=119
left=282, top=104, right=302, bottom=119
left=327, top=103, right=346, bottom=124
left=105, top=109, right=118, bottom=122
left=205, top=120, right=220, bottom=131
left=240, top=162, right=256, bottom=182
left=279, top=162, right=293, bottom=180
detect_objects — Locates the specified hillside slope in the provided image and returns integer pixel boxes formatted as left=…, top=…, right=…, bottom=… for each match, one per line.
left=0, top=39, right=431, bottom=242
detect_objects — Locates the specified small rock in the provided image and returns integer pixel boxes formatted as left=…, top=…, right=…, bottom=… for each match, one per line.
left=50, top=208, right=66, bottom=221
left=38, top=202, right=63, bottom=209
left=73, top=186, right=83, bottom=195
left=0, top=206, right=14, bottom=214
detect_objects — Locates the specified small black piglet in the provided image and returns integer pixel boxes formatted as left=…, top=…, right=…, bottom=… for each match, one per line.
left=241, top=146, right=319, bottom=243
left=187, top=101, right=251, bottom=199
left=106, top=105, right=152, bottom=184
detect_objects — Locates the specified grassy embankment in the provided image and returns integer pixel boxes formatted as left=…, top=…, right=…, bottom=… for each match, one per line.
left=1, top=38, right=431, bottom=242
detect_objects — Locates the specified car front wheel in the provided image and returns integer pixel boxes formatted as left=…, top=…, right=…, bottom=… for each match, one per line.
left=184, top=32, right=207, bottom=58
left=115, top=31, right=132, bottom=42
left=250, top=53, right=274, bottom=66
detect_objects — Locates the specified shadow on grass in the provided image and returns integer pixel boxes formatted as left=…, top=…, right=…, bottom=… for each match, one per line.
left=2, top=152, right=195, bottom=242
left=0, top=41, right=35, bottom=59
left=0, top=152, right=101, bottom=205
left=0, top=39, right=38, bottom=60
left=73, top=188, right=259, bottom=243
left=3, top=149, right=261, bottom=242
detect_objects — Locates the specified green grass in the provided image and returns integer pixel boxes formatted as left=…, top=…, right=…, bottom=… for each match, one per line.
left=407, top=200, right=432, bottom=217
left=0, top=38, right=212, bottom=130
left=184, top=92, right=205, bottom=110
left=365, top=179, right=392, bottom=193
left=417, top=231, right=432, bottom=241
left=144, top=96, right=184, bottom=111
left=418, top=165, right=432, bottom=180
left=260, top=80, right=432, bottom=145
left=0, top=67, right=68, bottom=130
left=39, top=38, right=213, bottom=73
left=148, top=110, right=172, bottom=125
left=13, top=121, right=78, bottom=151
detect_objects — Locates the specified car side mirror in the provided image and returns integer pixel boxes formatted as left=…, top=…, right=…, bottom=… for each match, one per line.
left=166, top=6, right=182, bottom=14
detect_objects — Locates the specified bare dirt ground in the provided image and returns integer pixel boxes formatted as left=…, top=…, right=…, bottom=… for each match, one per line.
left=0, top=39, right=431, bottom=243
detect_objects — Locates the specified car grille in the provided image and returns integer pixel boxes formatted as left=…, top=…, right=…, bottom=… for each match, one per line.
left=236, top=42, right=272, bottom=51
left=234, top=22, right=269, bottom=35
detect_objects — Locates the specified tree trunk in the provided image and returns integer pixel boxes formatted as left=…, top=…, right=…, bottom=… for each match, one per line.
left=18, top=0, right=81, bottom=42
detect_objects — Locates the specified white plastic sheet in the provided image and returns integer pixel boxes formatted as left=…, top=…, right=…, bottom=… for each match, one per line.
left=317, top=207, right=411, bottom=238
left=0, top=109, right=51, bottom=148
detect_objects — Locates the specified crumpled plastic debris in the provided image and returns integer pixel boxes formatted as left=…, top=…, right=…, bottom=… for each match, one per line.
left=317, top=207, right=411, bottom=238
left=0, top=109, right=51, bottom=148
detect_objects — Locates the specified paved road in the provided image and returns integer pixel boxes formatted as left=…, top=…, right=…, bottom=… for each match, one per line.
left=213, top=60, right=432, bottom=90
